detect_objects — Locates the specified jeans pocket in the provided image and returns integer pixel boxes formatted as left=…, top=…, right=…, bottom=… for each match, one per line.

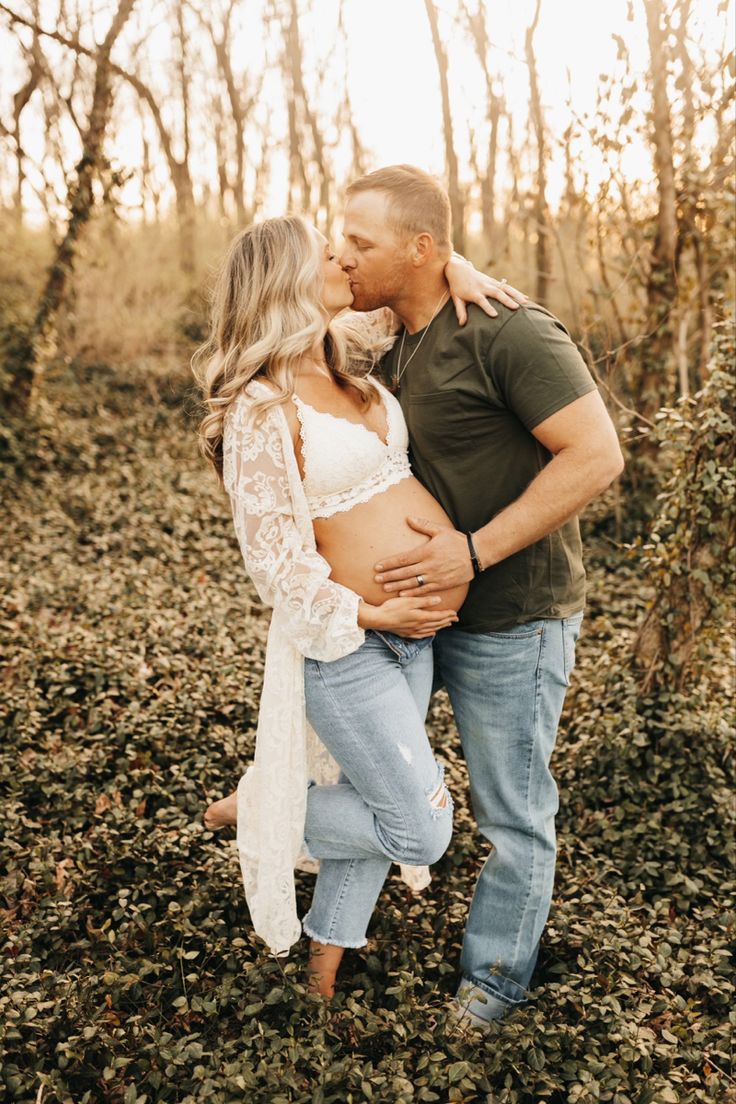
left=482, top=619, right=546, bottom=641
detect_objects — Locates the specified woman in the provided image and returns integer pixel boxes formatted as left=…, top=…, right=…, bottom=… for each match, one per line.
left=193, top=216, right=524, bottom=998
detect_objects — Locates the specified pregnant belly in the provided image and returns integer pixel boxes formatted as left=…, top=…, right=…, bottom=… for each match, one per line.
left=313, top=474, right=469, bottom=612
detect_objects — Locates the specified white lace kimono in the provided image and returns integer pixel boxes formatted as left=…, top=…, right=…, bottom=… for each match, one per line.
left=222, top=375, right=431, bottom=958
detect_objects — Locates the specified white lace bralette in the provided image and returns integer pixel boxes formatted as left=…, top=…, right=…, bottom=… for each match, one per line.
left=293, top=378, right=412, bottom=520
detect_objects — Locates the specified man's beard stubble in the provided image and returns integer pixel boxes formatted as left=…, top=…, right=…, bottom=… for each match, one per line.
left=350, top=258, right=409, bottom=314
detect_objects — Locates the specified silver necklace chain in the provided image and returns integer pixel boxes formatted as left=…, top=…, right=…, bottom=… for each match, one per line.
left=392, top=289, right=449, bottom=391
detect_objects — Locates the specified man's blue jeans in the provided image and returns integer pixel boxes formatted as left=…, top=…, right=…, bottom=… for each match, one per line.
left=434, top=611, right=583, bottom=1021
left=301, top=629, right=453, bottom=948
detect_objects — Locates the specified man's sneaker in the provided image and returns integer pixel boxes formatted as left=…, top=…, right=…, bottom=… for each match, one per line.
left=450, top=979, right=514, bottom=1033
left=448, top=996, right=493, bottom=1035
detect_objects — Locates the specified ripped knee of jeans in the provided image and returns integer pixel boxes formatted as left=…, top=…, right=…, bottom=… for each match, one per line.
left=426, top=760, right=453, bottom=820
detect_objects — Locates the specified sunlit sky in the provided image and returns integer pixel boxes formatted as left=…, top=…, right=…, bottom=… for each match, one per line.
left=1, top=0, right=733, bottom=223
left=348, top=0, right=642, bottom=170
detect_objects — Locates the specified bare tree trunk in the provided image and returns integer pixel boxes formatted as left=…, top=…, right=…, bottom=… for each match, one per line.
left=119, top=71, right=197, bottom=268
left=176, top=1, right=190, bottom=176
left=463, top=1, right=501, bottom=256
left=212, top=111, right=230, bottom=220
left=550, top=220, right=580, bottom=333
left=174, top=0, right=195, bottom=271
left=195, top=2, right=261, bottom=228
left=693, top=236, right=714, bottom=387
left=338, top=0, right=366, bottom=180
left=251, top=122, right=270, bottom=221
left=345, top=105, right=366, bottom=180
left=14, top=137, right=23, bottom=219
left=171, top=161, right=196, bottom=272
left=484, top=96, right=501, bottom=254
left=9, top=5, right=43, bottom=225
left=284, top=0, right=330, bottom=230
left=423, top=0, right=465, bottom=253
left=503, top=113, right=521, bottom=264
left=594, top=196, right=629, bottom=349
left=2, top=0, right=137, bottom=415
left=675, top=309, right=690, bottom=399
left=214, top=35, right=245, bottom=225
left=645, top=0, right=678, bottom=274
left=561, top=121, right=576, bottom=215
left=525, top=0, right=549, bottom=304
left=672, top=0, right=721, bottom=392
left=640, top=0, right=679, bottom=409
left=138, top=108, right=161, bottom=221
left=286, top=90, right=309, bottom=211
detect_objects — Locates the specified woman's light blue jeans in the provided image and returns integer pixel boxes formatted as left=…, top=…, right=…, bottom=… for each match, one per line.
left=301, top=629, right=453, bottom=948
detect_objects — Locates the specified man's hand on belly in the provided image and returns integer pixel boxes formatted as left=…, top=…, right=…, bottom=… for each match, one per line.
left=374, top=517, right=474, bottom=596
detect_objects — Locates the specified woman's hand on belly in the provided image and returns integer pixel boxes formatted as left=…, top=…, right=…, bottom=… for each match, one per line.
left=357, top=595, right=459, bottom=638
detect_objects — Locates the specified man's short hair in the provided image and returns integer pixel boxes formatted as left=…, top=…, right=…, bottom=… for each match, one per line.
left=346, top=165, right=452, bottom=255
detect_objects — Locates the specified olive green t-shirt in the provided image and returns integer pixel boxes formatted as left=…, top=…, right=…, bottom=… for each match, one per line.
left=380, top=299, right=598, bottom=632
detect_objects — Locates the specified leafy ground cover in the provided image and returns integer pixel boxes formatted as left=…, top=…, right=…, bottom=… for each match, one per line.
left=1, top=359, right=733, bottom=1103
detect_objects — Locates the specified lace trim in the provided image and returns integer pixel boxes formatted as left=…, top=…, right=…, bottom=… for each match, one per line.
left=308, top=456, right=412, bottom=519
left=292, top=385, right=394, bottom=450
left=292, top=395, right=310, bottom=485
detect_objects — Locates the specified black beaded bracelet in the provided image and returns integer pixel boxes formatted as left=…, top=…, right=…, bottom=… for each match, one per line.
left=466, top=531, right=483, bottom=577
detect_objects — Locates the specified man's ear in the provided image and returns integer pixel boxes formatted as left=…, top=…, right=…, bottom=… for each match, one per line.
left=410, top=232, right=435, bottom=267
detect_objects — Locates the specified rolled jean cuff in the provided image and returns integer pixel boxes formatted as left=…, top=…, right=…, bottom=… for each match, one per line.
left=456, top=974, right=528, bottom=1022
left=301, top=916, right=368, bottom=950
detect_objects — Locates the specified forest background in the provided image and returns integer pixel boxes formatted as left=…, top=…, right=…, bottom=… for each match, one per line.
left=0, top=1, right=734, bottom=1102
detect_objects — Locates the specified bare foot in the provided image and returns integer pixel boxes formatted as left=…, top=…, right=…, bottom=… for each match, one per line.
left=203, top=789, right=238, bottom=829
left=306, top=971, right=336, bottom=999
left=306, top=939, right=345, bottom=998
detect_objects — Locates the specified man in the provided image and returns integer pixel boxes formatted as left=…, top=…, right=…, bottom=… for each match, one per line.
left=340, top=165, right=624, bottom=1031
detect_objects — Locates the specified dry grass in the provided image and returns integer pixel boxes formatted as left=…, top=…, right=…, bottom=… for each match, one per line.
left=0, top=216, right=54, bottom=321
left=0, top=213, right=233, bottom=370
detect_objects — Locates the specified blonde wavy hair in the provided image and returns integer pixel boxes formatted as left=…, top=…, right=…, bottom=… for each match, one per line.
left=192, top=215, right=384, bottom=480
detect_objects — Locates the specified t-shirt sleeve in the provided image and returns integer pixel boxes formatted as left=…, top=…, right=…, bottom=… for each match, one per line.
left=485, top=305, right=598, bottom=431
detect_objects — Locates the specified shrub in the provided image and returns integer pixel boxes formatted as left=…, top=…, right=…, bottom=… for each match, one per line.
left=0, top=358, right=732, bottom=1103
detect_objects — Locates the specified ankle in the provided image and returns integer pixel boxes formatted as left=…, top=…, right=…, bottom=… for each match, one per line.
left=306, top=939, right=344, bottom=998
left=306, top=971, right=336, bottom=998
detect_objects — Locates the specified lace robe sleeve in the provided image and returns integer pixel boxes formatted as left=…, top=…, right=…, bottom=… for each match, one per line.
left=222, top=391, right=365, bottom=662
